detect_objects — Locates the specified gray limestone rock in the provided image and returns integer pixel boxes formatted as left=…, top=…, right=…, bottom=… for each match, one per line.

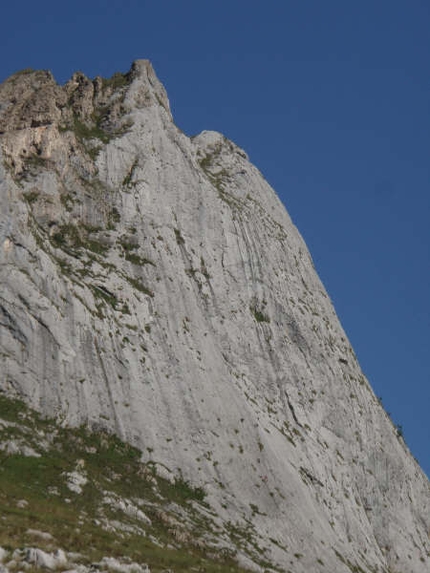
left=63, top=470, right=88, bottom=494
left=24, top=548, right=67, bottom=570
left=0, top=60, right=429, bottom=573
left=97, top=557, right=150, bottom=573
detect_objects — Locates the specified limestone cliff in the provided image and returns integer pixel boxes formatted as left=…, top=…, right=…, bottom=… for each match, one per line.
left=0, top=61, right=429, bottom=573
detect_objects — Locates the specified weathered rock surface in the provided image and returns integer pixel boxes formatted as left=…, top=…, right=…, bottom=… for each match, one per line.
left=0, top=546, right=150, bottom=573
left=0, top=61, right=429, bottom=572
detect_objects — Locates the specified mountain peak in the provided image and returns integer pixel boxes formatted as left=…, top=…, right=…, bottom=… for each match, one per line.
left=123, top=58, right=172, bottom=118
left=0, top=61, right=429, bottom=573
left=0, top=60, right=172, bottom=176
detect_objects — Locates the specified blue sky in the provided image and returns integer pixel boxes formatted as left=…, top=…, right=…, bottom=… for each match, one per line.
left=2, top=1, right=429, bottom=477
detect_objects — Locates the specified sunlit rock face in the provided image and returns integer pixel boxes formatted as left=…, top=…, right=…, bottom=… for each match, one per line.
left=0, top=61, right=429, bottom=573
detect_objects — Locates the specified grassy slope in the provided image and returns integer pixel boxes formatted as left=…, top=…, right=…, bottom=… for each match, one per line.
left=0, top=394, right=250, bottom=573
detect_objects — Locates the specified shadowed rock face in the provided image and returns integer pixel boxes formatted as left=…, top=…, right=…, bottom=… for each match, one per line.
left=0, top=60, right=429, bottom=573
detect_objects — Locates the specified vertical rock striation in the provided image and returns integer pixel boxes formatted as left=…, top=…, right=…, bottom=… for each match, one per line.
left=0, top=61, right=429, bottom=572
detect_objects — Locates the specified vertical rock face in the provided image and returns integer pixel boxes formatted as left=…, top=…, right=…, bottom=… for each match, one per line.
left=0, top=61, right=429, bottom=572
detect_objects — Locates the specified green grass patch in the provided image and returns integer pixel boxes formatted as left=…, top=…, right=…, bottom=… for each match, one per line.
left=72, top=117, right=112, bottom=144
left=50, top=223, right=109, bottom=256
left=174, top=228, right=185, bottom=245
left=23, top=190, right=40, bottom=204
left=124, top=276, right=154, bottom=297
left=102, top=72, right=130, bottom=90
left=250, top=305, right=270, bottom=323
left=0, top=395, right=251, bottom=572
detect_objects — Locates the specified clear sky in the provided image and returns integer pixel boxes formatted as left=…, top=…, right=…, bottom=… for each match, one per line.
left=1, top=1, right=429, bottom=477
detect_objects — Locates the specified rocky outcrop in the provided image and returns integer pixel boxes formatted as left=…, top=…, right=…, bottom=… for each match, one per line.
left=0, top=61, right=429, bottom=573
left=0, top=546, right=150, bottom=573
